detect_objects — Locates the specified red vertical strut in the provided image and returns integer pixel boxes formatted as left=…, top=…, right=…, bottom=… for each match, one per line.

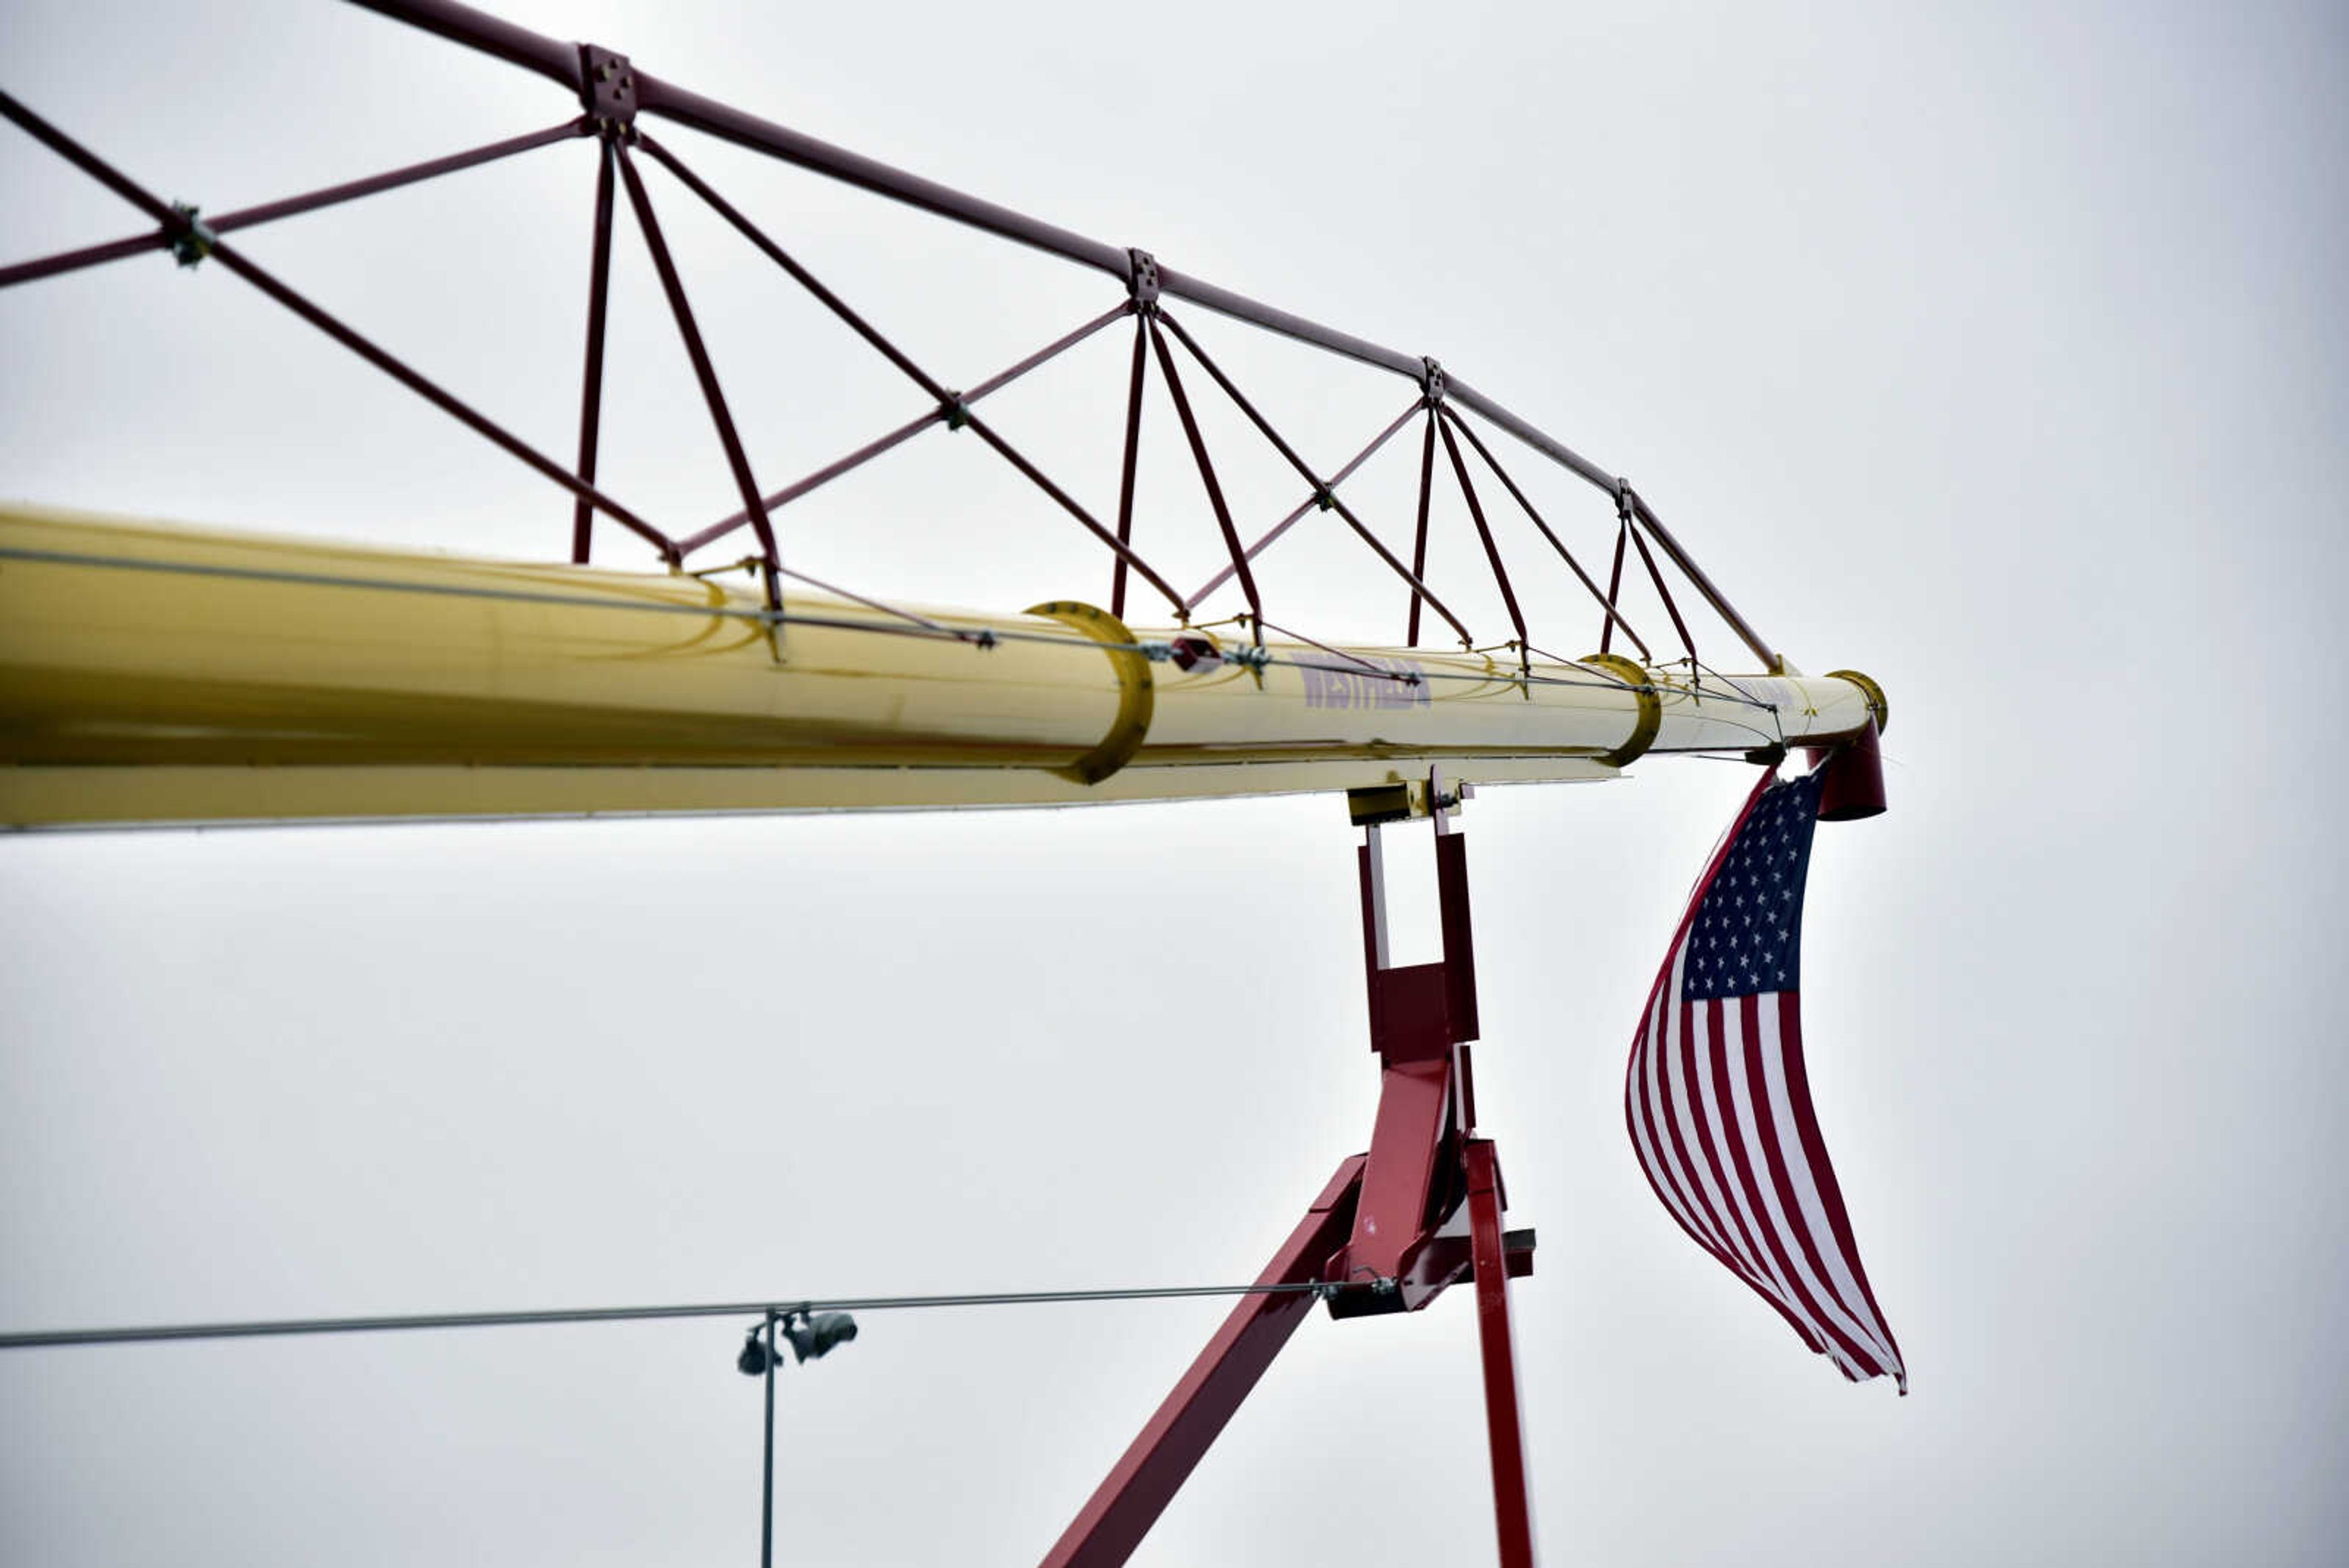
left=570, top=136, right=617, bottom=564
left=1467, top=1137, right=1537, bottom=1567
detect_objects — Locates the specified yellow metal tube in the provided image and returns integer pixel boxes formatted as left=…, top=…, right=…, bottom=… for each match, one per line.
left=0, top=507, right=1883, bottom=827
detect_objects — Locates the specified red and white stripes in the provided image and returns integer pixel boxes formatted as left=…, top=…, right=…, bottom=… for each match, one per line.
left=1624, top=774, right=1906, bottom=1392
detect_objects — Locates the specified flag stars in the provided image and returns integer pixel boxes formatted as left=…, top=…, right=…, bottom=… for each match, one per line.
left=1679, top=776, right=1820, bottom=1003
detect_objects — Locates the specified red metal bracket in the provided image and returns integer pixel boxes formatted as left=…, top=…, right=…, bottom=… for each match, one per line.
left=578, top=45, right=637, bottom=134
left=1043, top=773, right=1538, bottom=1565
left=1334, top=771, right=1481, bottom=1306
left=1126, top=247, right=1162, bottom=312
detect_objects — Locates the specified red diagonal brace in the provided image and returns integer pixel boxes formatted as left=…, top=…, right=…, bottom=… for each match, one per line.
left=1038, top=1155, right=1365, bottom=1568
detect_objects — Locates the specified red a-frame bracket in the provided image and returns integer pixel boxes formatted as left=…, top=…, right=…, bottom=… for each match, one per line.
left=1041, top=771, right=1538, bottom=1567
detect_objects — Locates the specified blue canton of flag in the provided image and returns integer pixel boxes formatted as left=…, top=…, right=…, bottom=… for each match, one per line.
left=1683, top=771, right=1820, bottom=1003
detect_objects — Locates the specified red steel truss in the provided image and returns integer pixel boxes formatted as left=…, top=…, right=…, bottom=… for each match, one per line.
left=0, top=0, right=1779, bottom=672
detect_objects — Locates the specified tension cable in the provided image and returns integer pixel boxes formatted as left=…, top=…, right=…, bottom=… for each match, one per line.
left=0, top=1278, right=1352, bottom=1352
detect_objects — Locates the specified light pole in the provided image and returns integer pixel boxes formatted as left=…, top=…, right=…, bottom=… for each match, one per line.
left=737, top=1309, right=858, bottom=1567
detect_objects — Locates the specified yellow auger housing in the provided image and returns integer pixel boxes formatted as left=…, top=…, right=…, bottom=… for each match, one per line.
left=0, top=505, right=1884, bottom=828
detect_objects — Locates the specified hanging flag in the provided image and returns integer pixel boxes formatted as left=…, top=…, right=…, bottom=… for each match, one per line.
left=1624, top=766, right=1907, bottom=1391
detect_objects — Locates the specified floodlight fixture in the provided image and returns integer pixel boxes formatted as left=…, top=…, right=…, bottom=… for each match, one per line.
left=735, top=1309, right=858, bottom=1376
left=783, top=1311, right=858, bottom=1364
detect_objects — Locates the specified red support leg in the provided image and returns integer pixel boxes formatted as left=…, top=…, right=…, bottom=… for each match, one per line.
left=1039, top=1155, right=1366, bottom=1568
left=1466, top=1139, right=1537, bottom=1568
left=1047, top=779, right=1539, bottom=1566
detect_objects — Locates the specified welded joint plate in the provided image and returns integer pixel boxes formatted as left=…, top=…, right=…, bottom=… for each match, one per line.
left=581, top=45, right=637, bottom=130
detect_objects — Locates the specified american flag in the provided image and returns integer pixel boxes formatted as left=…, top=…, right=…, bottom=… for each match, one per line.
left=1624, top=767, right=1907, bottom=1391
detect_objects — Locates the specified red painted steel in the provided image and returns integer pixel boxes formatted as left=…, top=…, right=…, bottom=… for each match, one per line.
left=570, top=138, right=617, bottom=564
left=1600, top=513, right=1630, bottom=656
left=0, top=88, right=199, bottom=228
left=1436, top=831, right=1480, bottom=1044
left=1037, top=1156, right=1366, bottom=1568
left=635, top=134, right=948, bottom=405
left=204, top=234, right=680, bottom=558
left=349, top=0, right=582, bottom=89
left=598, top=133, right=1189, bottom=609
left=1157, top=310, right=1475, bottom=648
left=1356, top=836, right=1384, bottom=975
left=1408, top=411, right=1436, bottom=648
left=211, top=117, right=592, bottom=231
left=1146, top=318, right=1264, bottom=636
left=1622, top=503, right=1699, bottom=671
left=1440, top=405, right=1652, bottom=663
left=1808, top=719, right=1888, bottom=821
left=1111, top=317, right=1149, bottom=621
left=1457, top=1041, right=1482, bottom=1137
left=1182, top=397, right=1422, bottom=612
left=1367, top=964, right=1454, bottom=1064
left=0, top=118, right=589, bottom=292
left=1466, top=1139, right=1538, bottom=1568
left=1348, top=1058, right=1454, bottom=1281
left=1345, top=803, right=1480, bottom=1295
left=956, top=406, right=1190, bottom=615
left=0, top=91, right=679, bottom=560
left=680, top=303, right=1131, bottom=554
left=612, top=143, right=779, bottom=601
left=1046, top=793, right=1537, bottom=1562
left=1404, top=1221, right=1535, bottom=1303
left=0, top=228, right=176, bottom=290
left=1438, top=415, right=1532, bottom=678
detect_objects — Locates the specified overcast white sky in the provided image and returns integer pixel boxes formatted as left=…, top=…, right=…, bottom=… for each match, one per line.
left=3, top=2, right=2345, bottom=1564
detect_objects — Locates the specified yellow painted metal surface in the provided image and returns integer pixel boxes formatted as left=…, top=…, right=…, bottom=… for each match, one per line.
left=0, top=506, right=1882, bottom=827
